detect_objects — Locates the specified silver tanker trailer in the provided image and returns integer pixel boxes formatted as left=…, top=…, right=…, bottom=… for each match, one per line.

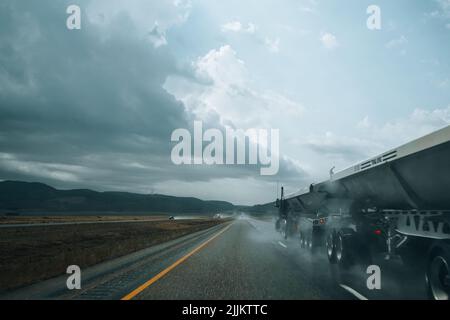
left=275, top=125, right=450, bottom=300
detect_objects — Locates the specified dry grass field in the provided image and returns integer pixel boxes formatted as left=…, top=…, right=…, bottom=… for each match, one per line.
left=0, top=217, right=227, bottom=292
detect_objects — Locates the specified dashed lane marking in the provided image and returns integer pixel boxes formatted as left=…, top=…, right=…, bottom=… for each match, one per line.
left=339, top=284, right=369, bottom=300
left=278, top=241, right=287, bottom=248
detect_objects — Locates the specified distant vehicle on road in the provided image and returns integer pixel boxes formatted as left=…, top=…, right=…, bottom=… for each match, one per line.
left=213, top=214, right=222, bottom=219
left=168, top=216, right=175, bottom=220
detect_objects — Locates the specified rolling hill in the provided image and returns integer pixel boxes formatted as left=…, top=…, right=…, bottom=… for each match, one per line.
left=0, top=181, right=237, bottom=215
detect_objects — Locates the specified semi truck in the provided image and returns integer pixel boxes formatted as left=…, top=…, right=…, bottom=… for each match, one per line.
left=275, top=125, right=450, bottom=300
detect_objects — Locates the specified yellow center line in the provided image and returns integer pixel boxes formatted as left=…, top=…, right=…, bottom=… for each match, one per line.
left=121, top=223, right=232, bottom=300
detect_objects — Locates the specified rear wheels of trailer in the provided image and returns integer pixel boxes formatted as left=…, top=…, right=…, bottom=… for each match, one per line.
left=426, top=241, right=450, bottom=300
left=276, top=218, right=288, bottom=239
left=327, top=229, right=450, bottom=300
left=326, top=228, right=372, bottom=269
left=326, top=229, right=354, bottom=268
left=299, top=227, right=323, bottom=254
left=299, top=231, right=307, bottom=248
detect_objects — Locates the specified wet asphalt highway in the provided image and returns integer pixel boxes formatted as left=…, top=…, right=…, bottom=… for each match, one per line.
left=135, top=218, right=352, bottom=300
left=2, top=217, right=428, bottom=300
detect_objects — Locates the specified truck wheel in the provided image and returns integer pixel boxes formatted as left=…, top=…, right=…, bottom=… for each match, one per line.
left=280, top=219, right=288, bottom=239
left=307, top=235, right=313, bottom=251
left=327, top=232, right=337, bottom=264
left=299, top=232, right=306, bottom=248
left=335, top=229, right=355, bottom=269
left=275, top=219, right=281, bottom=232
left=426, top=244, right=450, bottom=300
left=307, top=233, right=318, bottom=253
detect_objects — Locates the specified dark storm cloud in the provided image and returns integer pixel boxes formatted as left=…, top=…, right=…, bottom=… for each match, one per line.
left=0, top=0, right=305, bottom=197
left=0, top=1, right=188, bottom=189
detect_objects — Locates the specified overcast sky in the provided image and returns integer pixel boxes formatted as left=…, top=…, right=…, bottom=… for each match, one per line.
left=1, top=0, right=450, bottom=205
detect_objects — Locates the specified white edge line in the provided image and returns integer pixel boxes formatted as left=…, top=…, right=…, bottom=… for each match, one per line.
left=339, top=284, right=369, bottom=300
left=278, top=241, right=287, bottom=248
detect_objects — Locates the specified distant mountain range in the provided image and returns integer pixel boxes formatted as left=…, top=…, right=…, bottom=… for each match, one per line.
left=0, top=181, right=242, bottom=215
